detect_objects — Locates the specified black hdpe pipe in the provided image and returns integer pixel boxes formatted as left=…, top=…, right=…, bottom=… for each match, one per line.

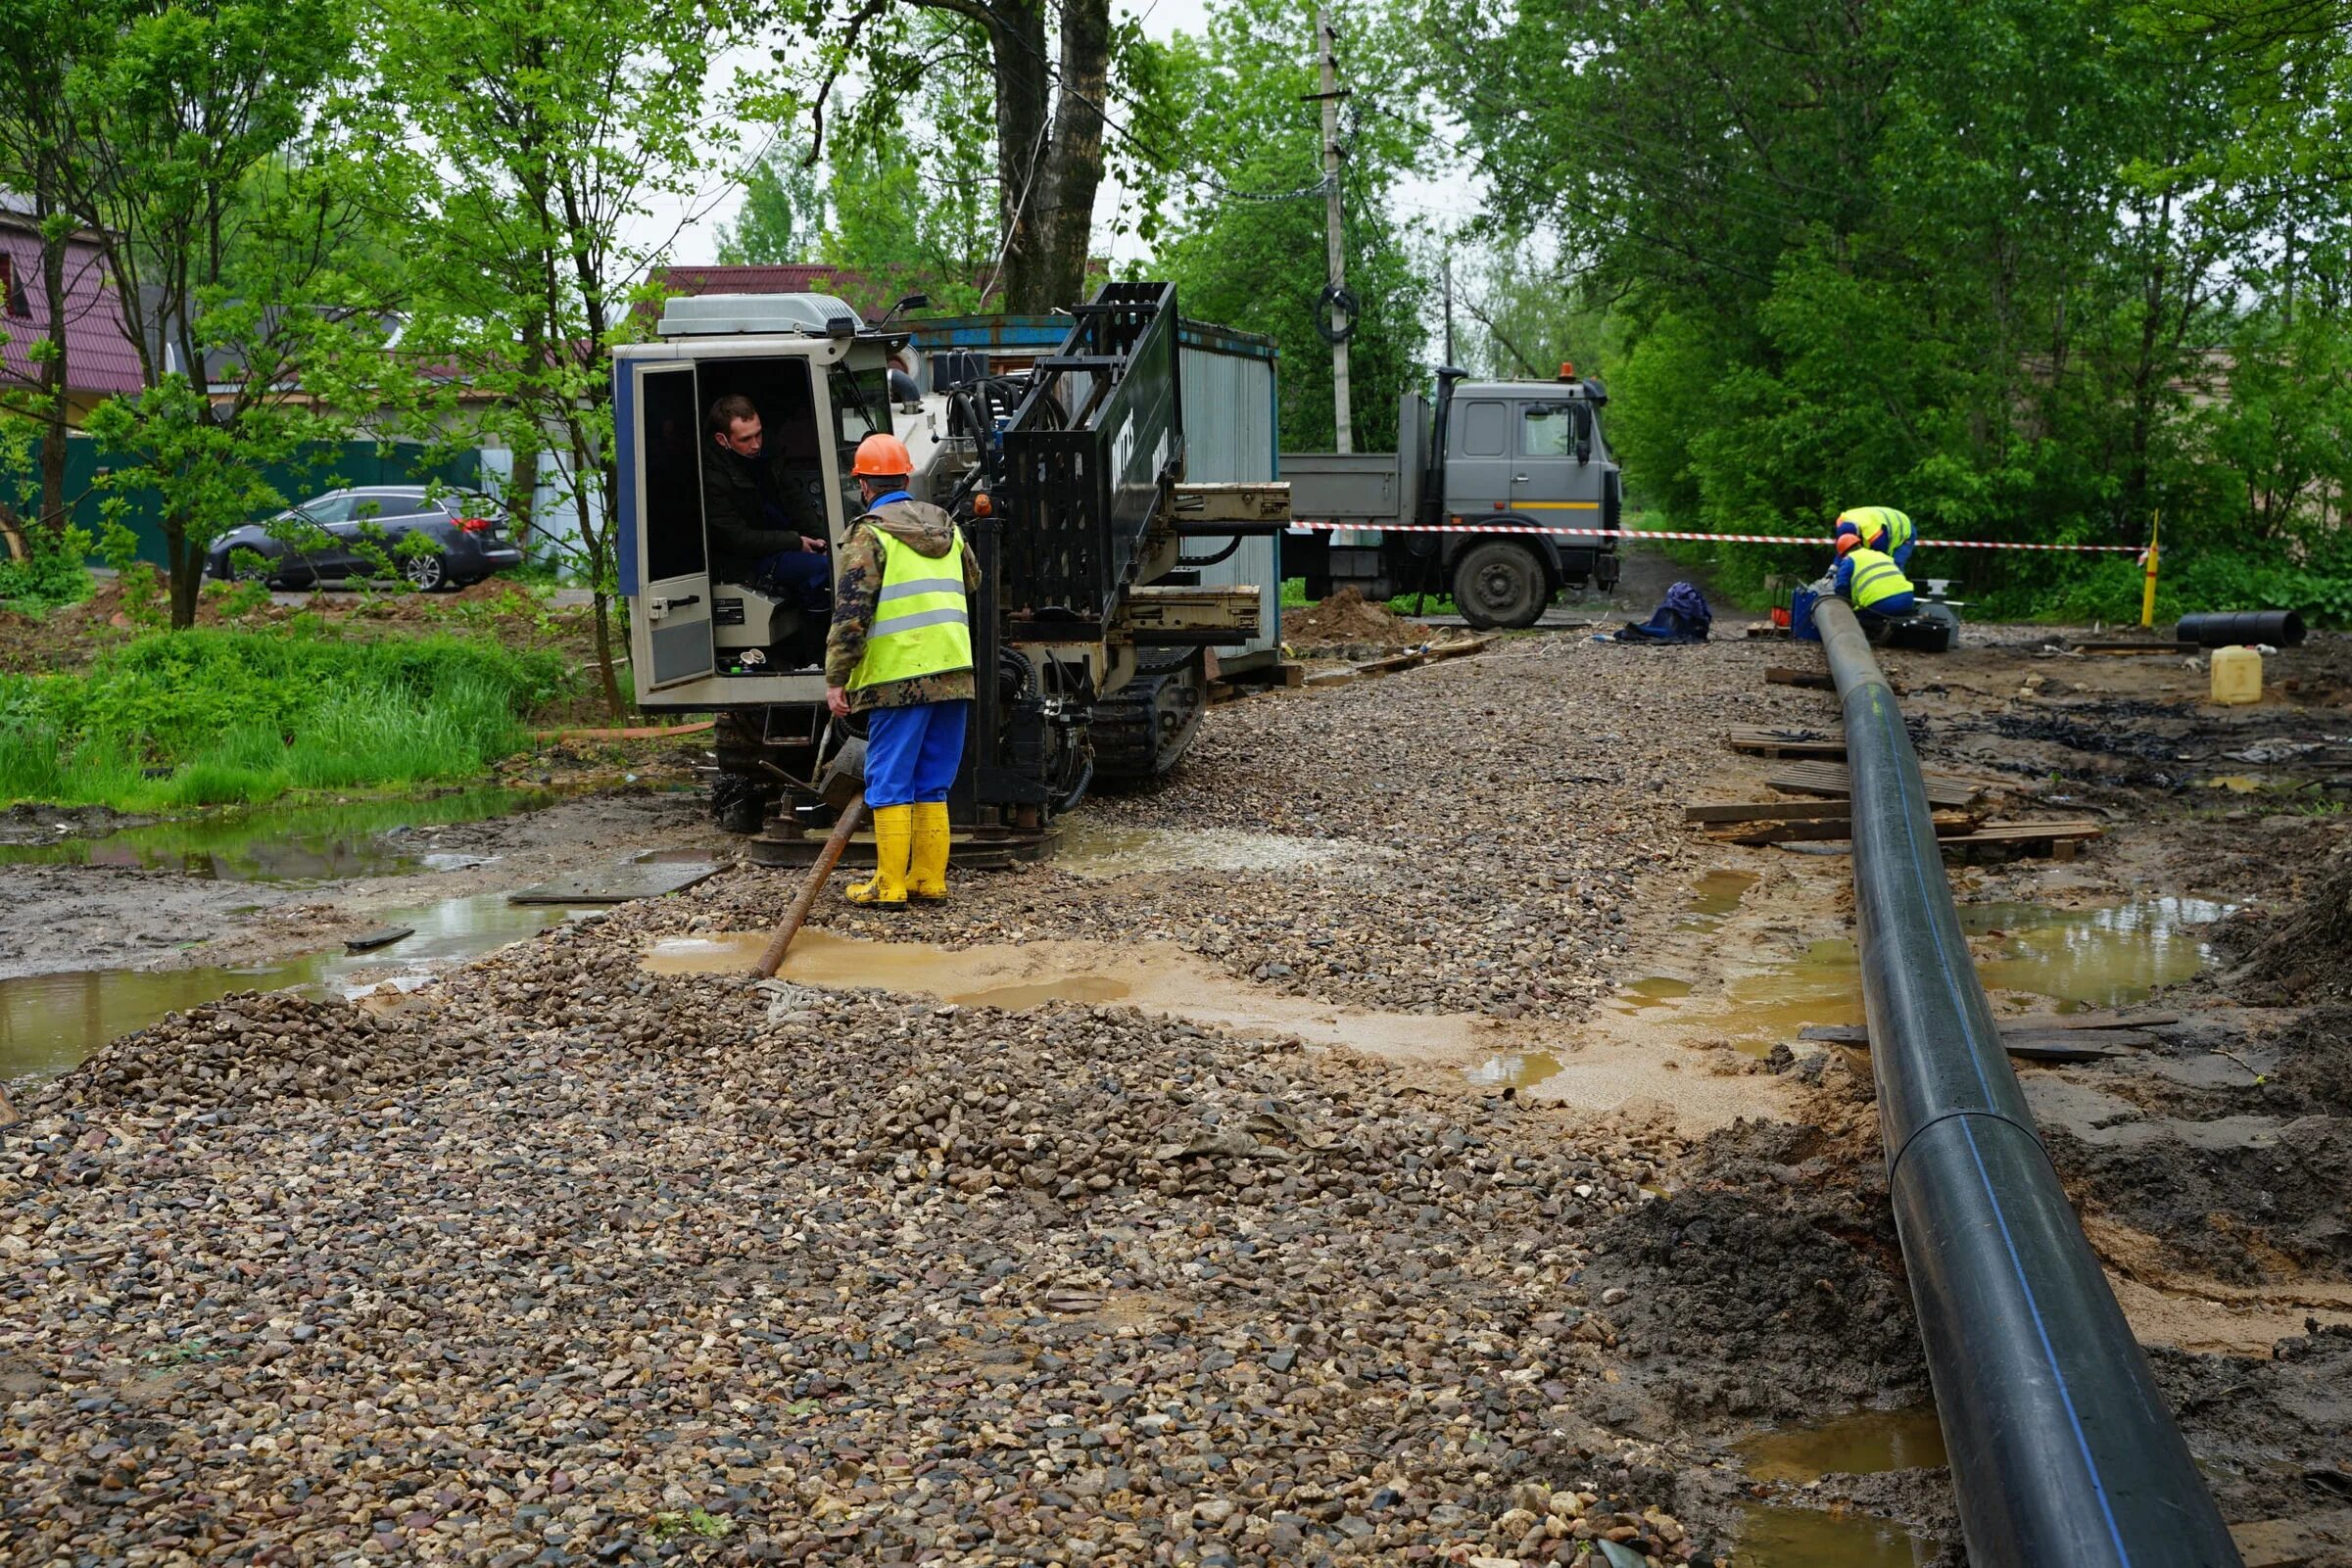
left=1815, top=596, right=2242, bottom=1568
left=2176, top=609, right=2305, bottom=647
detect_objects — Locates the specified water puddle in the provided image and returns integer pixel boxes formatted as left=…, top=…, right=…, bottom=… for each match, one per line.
left=1728, top=1504, right=1943, bottom=1568
left=1464, top=1051, right=1563, bottom=1090
left=1964, top=897, right=2227, bottom=1012
left=1681, top=869, right=1759, bottom=930
left=1614, top=975, right=1696, bottom=1011
left=1, top=891, right=592, bottom=1085
left=0, top=787, right=553, bottom=882
left=1046, top=820, right=1370, bottom=880
left=1731, top=1408, right=1947, bottom=1566
left=1738, top=1407, right=1948, bottom=1484
left=642, top=930, right=1783, bottom=1133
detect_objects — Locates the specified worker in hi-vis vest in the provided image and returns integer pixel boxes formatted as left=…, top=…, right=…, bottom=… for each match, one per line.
left=1832, top=505, right=1916, bottom=570
left=824, top=433, right=983, bottom=906
left=1831, top=533, right=1917, bottom=633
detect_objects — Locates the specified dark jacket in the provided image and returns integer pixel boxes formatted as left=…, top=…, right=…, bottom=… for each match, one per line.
left=701, top=443, right=814, bottom=579
left=825, top=499, right=983, bottom=713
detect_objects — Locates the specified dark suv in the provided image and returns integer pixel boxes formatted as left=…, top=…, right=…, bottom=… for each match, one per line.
left=207, top=487, right=526, bottom=592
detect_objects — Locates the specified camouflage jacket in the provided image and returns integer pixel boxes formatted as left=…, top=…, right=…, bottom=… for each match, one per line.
left=824, top=499, right=984, bottom=712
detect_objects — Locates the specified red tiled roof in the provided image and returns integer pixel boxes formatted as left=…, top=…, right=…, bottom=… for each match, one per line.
left=0, top=214, right=145, bottom=398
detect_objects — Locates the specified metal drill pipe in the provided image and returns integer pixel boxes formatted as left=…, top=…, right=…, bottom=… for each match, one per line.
left=1814, top=597, right=2240, bottom=1568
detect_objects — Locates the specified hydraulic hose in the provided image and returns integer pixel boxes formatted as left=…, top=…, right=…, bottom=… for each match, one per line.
left=1814, top=597, right=2241, bottom=1568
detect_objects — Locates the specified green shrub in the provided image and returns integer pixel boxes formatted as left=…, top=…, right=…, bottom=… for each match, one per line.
left=0, top=526, right=98, bottom=613
left=0, top=626, right=573, bottom=809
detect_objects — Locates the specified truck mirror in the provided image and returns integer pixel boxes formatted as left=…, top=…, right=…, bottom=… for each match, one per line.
left=1571, top=404, right=1593, bottom=464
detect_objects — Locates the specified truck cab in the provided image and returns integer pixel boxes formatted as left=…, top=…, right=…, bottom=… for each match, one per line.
left=1285, top=367, right=1624, bottom=629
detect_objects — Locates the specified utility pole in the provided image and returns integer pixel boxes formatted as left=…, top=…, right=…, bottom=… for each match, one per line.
left=1442, top=248, right=1455, bottom=367
left=1312, top=9, right=1353, bottom=452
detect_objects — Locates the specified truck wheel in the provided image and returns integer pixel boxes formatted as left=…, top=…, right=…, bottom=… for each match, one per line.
left=1453, top=541, right=1549, bottom=630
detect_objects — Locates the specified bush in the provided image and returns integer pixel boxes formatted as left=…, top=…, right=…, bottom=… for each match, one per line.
left=0, top=526, right=98, bottom=613
left=0, top=626, right=574, bottom=810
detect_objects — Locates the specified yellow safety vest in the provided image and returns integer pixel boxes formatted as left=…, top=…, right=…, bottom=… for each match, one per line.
left=848, top=522, right=973, bottom=689
left=1845, top=547, right=1914, bottom=610
left=1839, top=506, right=1913, bottom=554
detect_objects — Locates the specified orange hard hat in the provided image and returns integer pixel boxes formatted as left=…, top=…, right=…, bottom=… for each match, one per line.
left=1835, top=533, right=1861, bottom=555
left=851, top=432, right=913, bottom=477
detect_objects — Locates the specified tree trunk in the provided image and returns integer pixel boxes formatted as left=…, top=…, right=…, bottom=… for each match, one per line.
left=33, top=163, right=72, bottom=543
left=166, top=518, right=204, bottom=629
left=1034, top=0, right=1111, bottom=309
left=986, top=0, right=1054, bottom=311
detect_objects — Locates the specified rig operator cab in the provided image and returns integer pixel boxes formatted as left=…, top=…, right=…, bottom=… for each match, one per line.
left=1282, top=366, right=1624, bottom=629
left=613, top=284, right=1281, bottom=862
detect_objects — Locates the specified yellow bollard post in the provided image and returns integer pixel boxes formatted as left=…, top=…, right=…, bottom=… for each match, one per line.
left=2139, top=511, right=2159, bottom=630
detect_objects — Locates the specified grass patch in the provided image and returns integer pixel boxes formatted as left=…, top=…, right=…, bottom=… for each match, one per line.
left=0, top=626, right=574, bottom=811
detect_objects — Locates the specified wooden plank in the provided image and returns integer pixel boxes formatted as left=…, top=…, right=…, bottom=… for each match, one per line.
left=2066, top=641, right=2182, bottom=655
left=1728, top=736, right=1848, bottom=757
left=1704, top=809, right=1979, bottom=846
left=1799, top=1022, right=2157, bottom=1061
left=508, top=860, right=719, bottom=905
left=1999, top=1010, right=2179, bottom=1033
left=344, top=926, right=414, bottom=953
left=1942, top=819, right=2104, bottom=843
left=1686, top=798, right=1872, bottom=824
left=1766, top=760, right=1983, bottom=809
left=1766, top=665, right=1834, bottom=690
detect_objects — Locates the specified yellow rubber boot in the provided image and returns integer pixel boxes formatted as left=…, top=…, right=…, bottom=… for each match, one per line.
left=845, top=804, right=912, bottom=906
left=908, top=801, right=951, bottom=902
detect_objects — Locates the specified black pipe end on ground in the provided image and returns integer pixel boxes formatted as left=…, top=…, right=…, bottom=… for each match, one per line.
left=2175, top=609, right=2305, bottom=647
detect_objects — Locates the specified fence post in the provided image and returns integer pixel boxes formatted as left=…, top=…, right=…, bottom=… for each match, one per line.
left=2139, top=511, right=2160, bottom=629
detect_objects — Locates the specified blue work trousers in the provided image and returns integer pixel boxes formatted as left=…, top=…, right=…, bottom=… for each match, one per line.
left=1890, top=540, right=1915, bottom=572
left=753, top=548, right=832, bottom=611
left=863, top=700, right=970, bottom=808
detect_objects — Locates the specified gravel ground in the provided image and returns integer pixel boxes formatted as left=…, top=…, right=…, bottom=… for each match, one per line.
left=680, top=634, right=1817, bottom=1024
left=3, top=912, right=1714, bottom=1565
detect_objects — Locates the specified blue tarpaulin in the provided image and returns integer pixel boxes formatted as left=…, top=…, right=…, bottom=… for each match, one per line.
left=1613, top=581, right=1712, bottom=643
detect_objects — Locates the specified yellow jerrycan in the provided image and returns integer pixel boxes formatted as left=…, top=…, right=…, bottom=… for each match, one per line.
left=2209, top=644, right=2262, bottom=704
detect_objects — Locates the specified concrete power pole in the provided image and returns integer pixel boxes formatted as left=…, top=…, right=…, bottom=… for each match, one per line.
left=1313, top=9, right=1353, bottom=452
left=1442, top=248, right=1455, bottom=367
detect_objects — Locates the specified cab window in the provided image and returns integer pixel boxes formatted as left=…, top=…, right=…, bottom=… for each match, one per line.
left=1519, top=404, right=1573, bottom=457
left=1459, top=400, right=1507, bottom=456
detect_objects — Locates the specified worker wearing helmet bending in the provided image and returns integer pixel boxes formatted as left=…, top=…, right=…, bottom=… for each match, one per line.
left=825, top=433, right=983, bottom=906
left=1832, top=506, right=1916, bottom=571
left=1832, top=532, right=1917, bottom=637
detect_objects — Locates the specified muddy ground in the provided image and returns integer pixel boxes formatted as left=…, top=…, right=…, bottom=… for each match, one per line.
left=4, top=586, right=2350, bottom=1565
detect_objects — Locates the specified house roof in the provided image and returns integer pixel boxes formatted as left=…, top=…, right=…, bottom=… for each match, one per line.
left=0, top=193, right=145, bottom=398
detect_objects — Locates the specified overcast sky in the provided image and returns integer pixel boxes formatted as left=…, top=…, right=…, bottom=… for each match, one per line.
left=625, top=0, right=1478, bottom=272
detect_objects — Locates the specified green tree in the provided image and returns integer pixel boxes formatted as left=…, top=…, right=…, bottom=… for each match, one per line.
left=56, top=0, right=394, bottom=630
left=1150, top=0, right=1430, bottom=453
left=364, top=0, right=740, bottom=717
left=716, top=144, right=826, bottom=264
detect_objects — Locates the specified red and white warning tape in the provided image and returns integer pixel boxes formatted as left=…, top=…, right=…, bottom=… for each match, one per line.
left=1285, top=520, right=2142, bottom=553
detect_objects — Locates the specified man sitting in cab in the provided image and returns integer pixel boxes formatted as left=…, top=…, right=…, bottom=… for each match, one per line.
left=703, top=393, right=832, bottom=610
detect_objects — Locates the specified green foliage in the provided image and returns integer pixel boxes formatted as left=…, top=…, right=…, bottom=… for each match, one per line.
left=0, top=526, right=96, bottom=613
left=0, top=628, right=572, bottom=810
left=1151, top=0, right=1430, bottom=453
left=716, top=145, right=826, bottom=264
left=1434, top=0, right=2352, bottom=617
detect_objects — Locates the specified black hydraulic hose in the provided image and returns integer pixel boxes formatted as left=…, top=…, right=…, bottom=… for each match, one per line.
left=2175, top=609, right=2305, bottom=647
left=1814, top=597, right=2241, bottom=1568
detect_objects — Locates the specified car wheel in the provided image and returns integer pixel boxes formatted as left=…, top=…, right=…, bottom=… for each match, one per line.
left=1452, top=540, right=1550, bottom=630
left=403, top=552, right=450, bottom=592
left=227, top=555, right=272, bottom=585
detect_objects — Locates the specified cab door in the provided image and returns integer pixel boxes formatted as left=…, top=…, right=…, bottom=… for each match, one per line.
left=1510, top=400, right=1600, bottom=530
left=624, top=362, right=716, bottom=689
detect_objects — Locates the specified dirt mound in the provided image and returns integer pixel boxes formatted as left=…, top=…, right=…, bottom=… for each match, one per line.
left=2222, top=830, right=2352, bottom=1000
left=1589, top=1097, right=1929, bottom=1427
left=2047, top=1116, right=2352, bottom=1282
left=2153, top=1323, right=2352, bottom=1527
left=1283, top=586, right=1429, bottom=649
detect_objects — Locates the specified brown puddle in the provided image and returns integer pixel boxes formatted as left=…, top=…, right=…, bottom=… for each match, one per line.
left=1731, top=1408, right=1948, bottom=1566
left=1681, top=869, right=1760, bottom=930
left=1729, top=1504, right=1943, bottom=1568
left=1614, top=975, right=1697, bottom=1011
left=642, top=930, right=1787, bottom=1133
left=1045, top=820, right=1370, bottom=881
left=1963, top=897, right=2227, bottom=1012
left=1738, top=1406, right=1948, bottom=1484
